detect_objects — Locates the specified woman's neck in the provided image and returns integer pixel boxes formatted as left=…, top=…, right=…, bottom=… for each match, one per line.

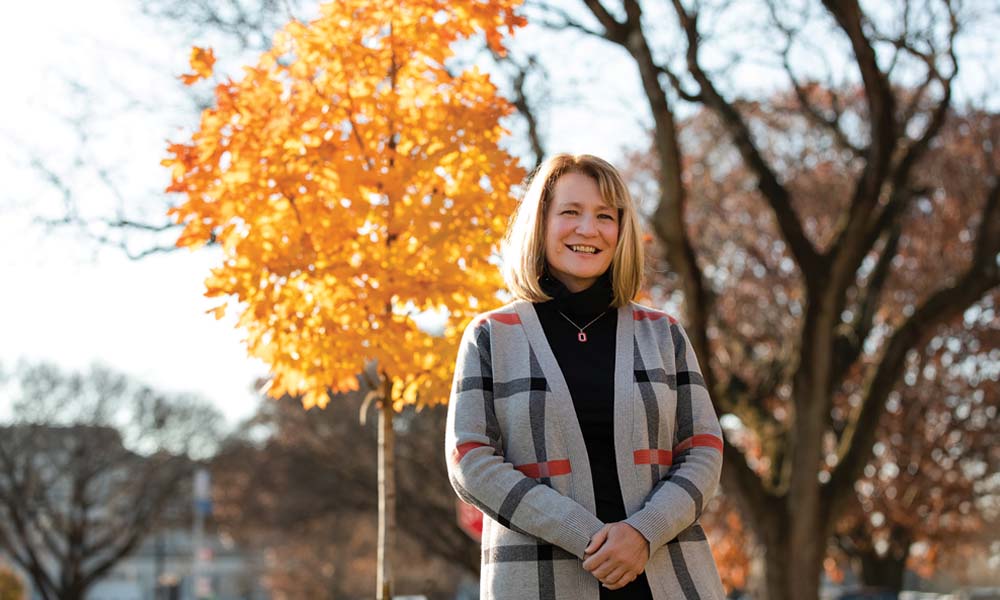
left=539, top=268, right=613, bottom=318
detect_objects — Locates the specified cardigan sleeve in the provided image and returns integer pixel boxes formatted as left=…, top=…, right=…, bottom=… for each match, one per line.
left=623, top=320, right=724, bottom=555
left=445, top=317, right=606, bottom=559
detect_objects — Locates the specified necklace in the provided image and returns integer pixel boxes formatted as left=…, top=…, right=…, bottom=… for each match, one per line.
left=557, top=309, right=609, bottom=343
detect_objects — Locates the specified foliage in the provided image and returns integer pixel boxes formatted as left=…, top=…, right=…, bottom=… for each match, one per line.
left=163, top=0, right=527, bottom=411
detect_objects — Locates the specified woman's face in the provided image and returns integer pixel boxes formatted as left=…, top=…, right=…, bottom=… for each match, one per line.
left=543, top=172, right=619, bottom=293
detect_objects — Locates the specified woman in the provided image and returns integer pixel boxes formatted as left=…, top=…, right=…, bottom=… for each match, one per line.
left=445, top=154, right=726, bottom=599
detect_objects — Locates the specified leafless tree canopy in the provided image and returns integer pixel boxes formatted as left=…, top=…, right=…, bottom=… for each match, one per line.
left=0, top=362, right=223, bottom=600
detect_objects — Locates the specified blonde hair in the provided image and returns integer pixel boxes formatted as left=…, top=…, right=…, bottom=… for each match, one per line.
left=500, top=153, right=644, bottom=306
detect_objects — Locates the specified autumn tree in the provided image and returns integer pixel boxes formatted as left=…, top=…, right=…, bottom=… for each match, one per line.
left=599, top=0, right=1000, bottom=577
left=624, top=97, right=1000, bottom=593
left=0, top=362, right=222, bottom=600
left=163, top=1, right=526, bottom=595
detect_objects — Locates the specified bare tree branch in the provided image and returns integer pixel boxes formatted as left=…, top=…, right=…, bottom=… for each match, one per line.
left=524, top=0, right=607, bottom=38
left=766, top=0, right=862, bottom=156
left=581, top=0, right=628, bottom=42
left=829, top=175, right=1000, bottom=515
left=830, top=218, right=903, bottom=394
left=655, top=64, right=702, bottom=103
left=669, top=0, right=826, bottom=292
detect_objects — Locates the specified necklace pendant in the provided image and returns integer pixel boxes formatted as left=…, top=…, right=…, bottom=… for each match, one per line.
left=578, top=332, right=587, bottom=343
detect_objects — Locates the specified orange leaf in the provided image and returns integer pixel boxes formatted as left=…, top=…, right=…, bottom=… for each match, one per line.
left=179, top=46, right=216, bottom=86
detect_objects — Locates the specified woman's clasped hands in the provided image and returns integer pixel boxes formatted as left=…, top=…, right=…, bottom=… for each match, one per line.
left=582, top=522, right=650, bottom=590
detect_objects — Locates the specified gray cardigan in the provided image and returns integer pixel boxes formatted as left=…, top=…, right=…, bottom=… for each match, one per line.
left=445, top=299, right=727, bottom=599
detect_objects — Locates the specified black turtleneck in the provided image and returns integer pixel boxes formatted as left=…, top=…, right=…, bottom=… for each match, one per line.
left=534, top=268, right=654, bottom=600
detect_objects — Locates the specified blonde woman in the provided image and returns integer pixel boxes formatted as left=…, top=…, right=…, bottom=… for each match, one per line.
left=446, top=154, right=726, bottom=599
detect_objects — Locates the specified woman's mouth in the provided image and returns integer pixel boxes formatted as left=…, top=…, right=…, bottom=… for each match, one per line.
left=566, top=244, right=601, bottom=255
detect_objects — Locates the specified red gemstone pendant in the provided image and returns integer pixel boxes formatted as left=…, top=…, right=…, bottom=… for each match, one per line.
left=578, top=332, right=587, bottom=342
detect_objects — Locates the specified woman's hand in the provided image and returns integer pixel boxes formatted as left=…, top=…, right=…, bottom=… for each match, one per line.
left=582, top=522, right=649, bottom=590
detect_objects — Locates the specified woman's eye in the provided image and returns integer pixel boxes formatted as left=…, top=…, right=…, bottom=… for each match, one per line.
left=562, top=210, right=577, bottom=215
left=599, top=214, right=614, bottom=220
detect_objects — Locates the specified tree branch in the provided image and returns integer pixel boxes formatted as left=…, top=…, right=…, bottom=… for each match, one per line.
left=820, top=0, right=896, bottom=186
left=669, top=0, right=826, bottom=293
left=765, top=0, right=861, bottom=156
left=581, top=0, right=628, bottom=42
left=823, top=1, right=957, bottom=392
left=486, top=46, right=547, bottom=170
left=525, top=0, right=607, bottom=39
left=830, top=213, right=904, bottom=391
left=655, top=64, right=702, bottom=103
left=828, top=176, right=1000, bottom=516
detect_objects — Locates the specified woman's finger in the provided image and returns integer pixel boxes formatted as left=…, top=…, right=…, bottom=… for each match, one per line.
left=592, top=558, right=620, bottom=581
left=606, top=570, right=638, bottom=591
left=601, top=566, right=628, bottom=587
left=585, top=524, right=611, bottom=555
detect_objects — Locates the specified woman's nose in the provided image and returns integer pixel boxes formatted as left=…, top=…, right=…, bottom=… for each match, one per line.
left=575, top=215, right=598, bottom=234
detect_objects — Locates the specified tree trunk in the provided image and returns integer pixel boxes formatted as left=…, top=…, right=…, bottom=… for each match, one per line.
left=754, top=501, right=825, bottom=600
left=376, top=385, right=396, bottom=600
left=759, top=535, right=825, bottom=600
left=58, top=586, right=85, bottom=600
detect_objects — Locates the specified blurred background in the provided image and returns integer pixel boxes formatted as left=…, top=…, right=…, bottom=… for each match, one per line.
left=0, top=0, right=997, bottom=599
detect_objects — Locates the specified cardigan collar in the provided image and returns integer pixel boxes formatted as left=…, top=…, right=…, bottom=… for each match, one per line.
left=538, top=266, right=614, bottom=319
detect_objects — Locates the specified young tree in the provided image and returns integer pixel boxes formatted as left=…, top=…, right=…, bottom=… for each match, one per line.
left=0, top=362, right=222, bottom=600
left=211, top=370, right=479, bottom=598
left=163, top=1, right=526, bottom=595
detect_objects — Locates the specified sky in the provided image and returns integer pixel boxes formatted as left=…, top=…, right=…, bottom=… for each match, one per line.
left=0, top=0, right=265, bottom=426
left=1, top=0, right=996, bottom=429
left=0, top=0, right=650, bottom=428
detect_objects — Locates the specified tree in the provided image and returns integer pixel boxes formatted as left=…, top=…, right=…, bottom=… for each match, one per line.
left=601, top=29, right=999, bottom=590
left=0, top=362, right=222, bottom=600
left=163, top=1, right=527, bottom=595
left=826, top=304, right=1000, bottom=591
left=211, top=368, right=479, bottom=598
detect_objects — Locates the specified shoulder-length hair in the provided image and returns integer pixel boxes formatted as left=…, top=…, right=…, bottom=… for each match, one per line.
left=500, top=153, right=644, bottom=307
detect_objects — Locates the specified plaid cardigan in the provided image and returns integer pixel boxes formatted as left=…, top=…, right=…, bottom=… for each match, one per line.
left=445, top=299, right=727, bottom=599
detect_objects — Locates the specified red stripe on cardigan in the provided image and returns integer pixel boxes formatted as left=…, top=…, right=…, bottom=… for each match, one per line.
left=492, top=312, right=522, bottom=325
left=632, top=310, right=677, bottom=324
left=514, top=459, right=572, bottom=478
left=472, top=312, right=521, bottom=327
left=453, top=442, right=491, bottom=464
left=634, top=448, right=673, bottom=465
left=633, top=435, right=723, bottom=466
left=673, top=434, right=724, bottom=453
